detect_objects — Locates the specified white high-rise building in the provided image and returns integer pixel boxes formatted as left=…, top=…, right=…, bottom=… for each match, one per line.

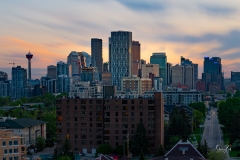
left=109, top=31, right=132, bottom=90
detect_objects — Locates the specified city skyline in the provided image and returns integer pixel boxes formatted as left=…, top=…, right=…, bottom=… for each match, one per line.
left=1, top=0, right=240, bottom=79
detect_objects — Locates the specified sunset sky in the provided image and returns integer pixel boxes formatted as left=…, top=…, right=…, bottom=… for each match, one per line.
left=1, top=0, right=240, bottom=79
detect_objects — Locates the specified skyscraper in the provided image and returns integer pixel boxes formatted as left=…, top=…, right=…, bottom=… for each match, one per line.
left=67, top=51, right=80, bottom=76
left=103, top=62, right=109, bottom=72
left=11, top=66, right=27, bottom=99
left=81, top=52, right=91, bottom=67
left=171, top=65, right=184, bottom=86
left=57, top=61, right=69, bottom=76
left=26, top=52, right=33, bottom=80
left=57, top=75, right=70, bottom=93
left=181, top=56, right=198, bottom=88
left=150, top=53, right=167, bottom=88
left=202, top=57, right=224, bottom=91
left=91, top=38, right=103, bottom=80
left=166, top=63, right=172, bottom=85
left=132, top=41, right=141, bottom=76
left=47, top=65, right=57, bottom=79
left=0, top=71, right=8, bottom=81
left=184, top=65, right=194, bottom=90
left=109, top=31, right=132, bottom=90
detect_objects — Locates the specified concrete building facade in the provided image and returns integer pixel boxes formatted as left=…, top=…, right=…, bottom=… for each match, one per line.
left=141, top=64, right=159, bottom=79
left=0, top=130, right=26, bottom=160
left=121, top=76, right=152, bottom=94
left=56, top=92, right=164, bottom=154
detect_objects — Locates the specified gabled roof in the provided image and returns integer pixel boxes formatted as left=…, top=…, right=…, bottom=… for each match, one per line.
left=151, top=140, right=206, bottom=160
left=0, top=118, right=47, bottom=129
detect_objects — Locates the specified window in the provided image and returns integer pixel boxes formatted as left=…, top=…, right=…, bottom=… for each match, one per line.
left=75, top=117, right=77, bottom=121
left=140, top=112, right=143, bottom=116
left=115, top=112, right=118, bottom=116
left=9, top=141, right=12, bottom=146
left=9, top=158, right=13, bottom=160
left=131, top=106, right=134, bottom=110
left=14, top=148, right=18, bottom=153
left=14, top=157, right=18, bottom=160
left=4, top=149, right=7, bottom=154
left=2, top=141, right=6, bottom=146
left=3, top=158, right=6, bottom=160
left=13, top=140, right=18, bottom=145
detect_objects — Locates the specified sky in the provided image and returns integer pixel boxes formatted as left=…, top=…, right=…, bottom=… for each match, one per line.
left=1, top=0, right=240, bottom=79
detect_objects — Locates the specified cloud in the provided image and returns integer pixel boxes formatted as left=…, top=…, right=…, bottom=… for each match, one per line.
left=200, top=5, right=237, bottom=16
left=117, top=0, right=165, bottom=12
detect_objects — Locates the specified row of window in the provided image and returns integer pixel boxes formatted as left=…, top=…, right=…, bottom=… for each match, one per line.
left=2, top=140, right=18, bottom=146
left=3, top=157, right=18, bottom=160
left=4, top=148, right=19, bottom=154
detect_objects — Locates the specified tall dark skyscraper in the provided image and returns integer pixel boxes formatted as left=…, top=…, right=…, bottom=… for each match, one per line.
left=202, top=57, right=224, bottom=91
left=91, top=38, right=103, bottom=80
left=109, top=31, right=132, bottom=90
left=132, top=41, right=140, bottom=76
left=11, top=66, right=27, bottom=99
left=166, top=63, right=172, bottom=85
left=26, top=51, right=33, bottom=80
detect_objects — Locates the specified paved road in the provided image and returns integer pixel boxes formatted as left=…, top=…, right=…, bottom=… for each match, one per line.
left=201, top=108, right=223, bottom=149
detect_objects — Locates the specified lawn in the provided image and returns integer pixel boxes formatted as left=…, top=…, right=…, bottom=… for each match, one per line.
left=229, top=150, right=240, bottom=157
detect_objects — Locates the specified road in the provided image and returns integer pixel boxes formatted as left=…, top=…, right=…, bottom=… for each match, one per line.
left=201, top=108, right=223, bottom=149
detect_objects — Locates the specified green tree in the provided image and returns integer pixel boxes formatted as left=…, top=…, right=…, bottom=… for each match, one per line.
left=155, top=144, right=165, bottom=157
left=208, top=150, right=228, bottom=160
left=168, top=108, right=190, bottom=141
left=234, top=90, right=240, bottom=98
left=61, top=138, right=75, bottom=160
left=58, top=156, right=71, bottom=160
left=130, top=122, right=150, bottom=156
left=193, top=110, right=204, bottom=129
left=169, top=136, right=181, bottom=148
left=36, top=136, right=46, bottom=151
left=230, top=111, right=240, bottom=143
left=97, top=144, right=113, bottom=155
left=41, top=109, right=56, bottom=139
left=114, top=145, right=124, bottom=155
left=201, top=140, right=211, bottom=158
left=139, top=150, right=145, bottom=160
left=189, top=102, right=206, bottom=118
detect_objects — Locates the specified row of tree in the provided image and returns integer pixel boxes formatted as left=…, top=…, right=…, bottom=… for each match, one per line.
left=0, top=92, right=68, bottom=107
left=0, top=107, right=56, bottom=142
left=218, top=96, right=240, bottom=144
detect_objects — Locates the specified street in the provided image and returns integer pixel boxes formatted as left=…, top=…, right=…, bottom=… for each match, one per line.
left=201, top=108, right=223, bottom=149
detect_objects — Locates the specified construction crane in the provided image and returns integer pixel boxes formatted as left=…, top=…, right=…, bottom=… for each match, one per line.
left=9, top=61, right=20, bottom=67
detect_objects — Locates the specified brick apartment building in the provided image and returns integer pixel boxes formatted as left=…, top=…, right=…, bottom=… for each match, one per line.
left=56, top=92, right=164, bottom=154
